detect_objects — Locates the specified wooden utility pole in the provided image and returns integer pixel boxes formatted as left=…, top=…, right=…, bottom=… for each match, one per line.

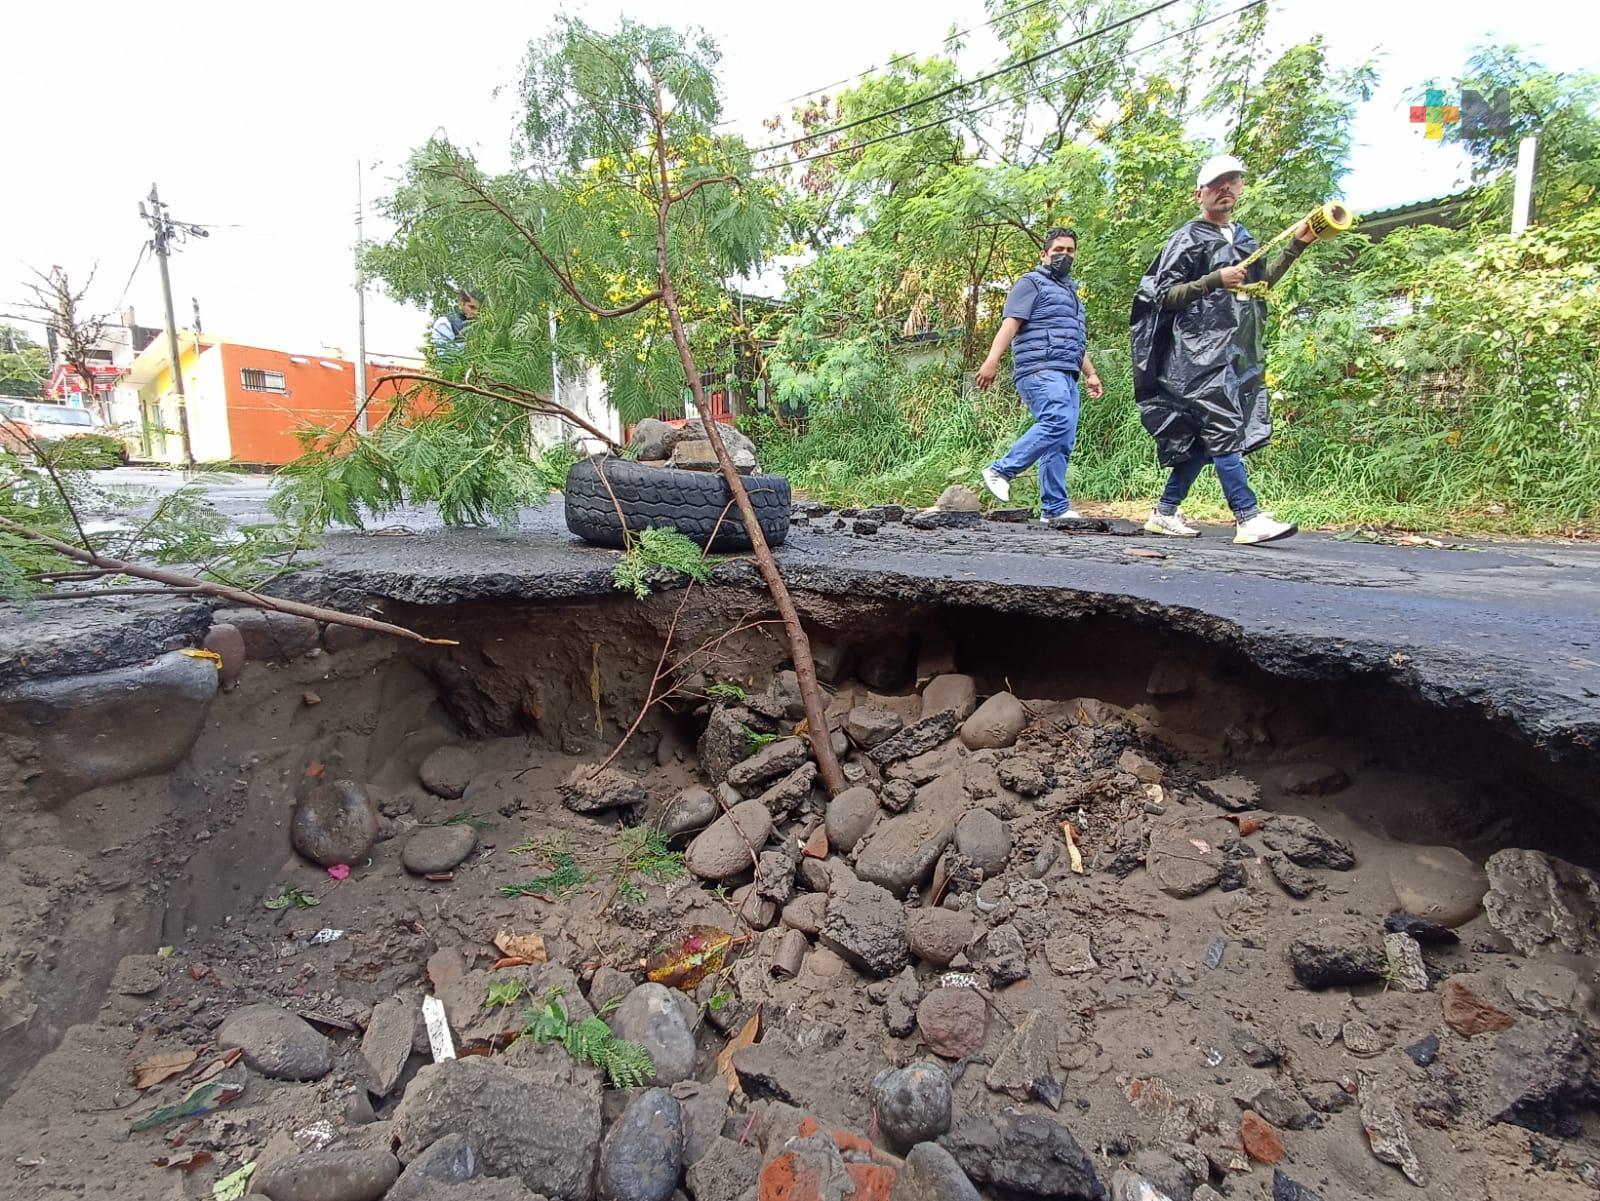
left=142, top=183, right=197, bottom=466
left=354, top=161, right=370, bottom=433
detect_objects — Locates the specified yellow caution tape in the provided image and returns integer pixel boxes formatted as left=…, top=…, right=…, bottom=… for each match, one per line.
left=182, top=648, right=223, bottom=670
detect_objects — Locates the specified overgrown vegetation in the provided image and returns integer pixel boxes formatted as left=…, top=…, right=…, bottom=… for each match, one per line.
left=520, top=990, right=655, bottom=1088
left=753, top=12, right=1599, bottom=534
left=611, top=825, right=686, bottom=903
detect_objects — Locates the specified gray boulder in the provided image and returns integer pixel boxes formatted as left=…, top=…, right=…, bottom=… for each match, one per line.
left=561, top=765, right=648, bottom=814
left=609, top=984, right=699, bottom=1085
left=403, top=824, right=478, bottom=874
left=871, top=1061, right=953, bottom=1150
left=216, top=1004, right=333, bottom=1081
left=212, top=607, right=321, bottom=661
left=598, top=1089, right=684, bottom=1201
left=393, top=1057, right=600, bottom=1200
left=959, top=693, right=1027, bottom=750
left=891, top=1143, right=982, bottom=1201
left=292, top=779, right=379, bottom=868
left=420, top=745, right=477, bottom=799
left=825, top=787, right=879, bottom=853
left=819, top=876, right=909, bottom=976
left=252, top=1148, right=399, bottom=1201
left=921, top=675, right=978, bottom=721
left=0, top=649, right=218, bottom=802
left=627, top=418, right=677, bottom=461
left=941, top=1112, right=1105, bottom=1201
left=388, top=1134, right=478, bottom=1201
left=685, top=800, right=772, bottom=882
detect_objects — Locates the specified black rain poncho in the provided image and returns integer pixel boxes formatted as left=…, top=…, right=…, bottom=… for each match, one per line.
left=1129, top=219, right=1272, bottom=467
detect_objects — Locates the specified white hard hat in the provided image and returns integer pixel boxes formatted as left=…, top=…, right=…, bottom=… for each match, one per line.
left=1197, top=154, right=1247, bottom=189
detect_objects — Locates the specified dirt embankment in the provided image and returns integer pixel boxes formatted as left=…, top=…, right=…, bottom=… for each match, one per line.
left=0, top=588, right=1597, bottom=1201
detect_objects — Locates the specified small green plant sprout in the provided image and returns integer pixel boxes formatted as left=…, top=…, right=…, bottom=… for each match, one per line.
left=742, top=724, right=777, bottom=754
left=610, top=826, right=686, bottom=904
left=264, top=885, right=320, bottom=910
left=486, top=977, right=527, bottom=1009
left=612, top=526, right=712, bottom=600
left=706, top=682, right=747, bottom=702
left=444, top=810, right=496, bottom=830
left=522, top=989, right=654, bottom=1088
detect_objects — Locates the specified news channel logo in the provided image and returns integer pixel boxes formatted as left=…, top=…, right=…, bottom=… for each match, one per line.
left=1410, top=86, right=1511, bottom=142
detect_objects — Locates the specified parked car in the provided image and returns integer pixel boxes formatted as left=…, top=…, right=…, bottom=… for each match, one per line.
left=23, top=402, right=100, bottom=441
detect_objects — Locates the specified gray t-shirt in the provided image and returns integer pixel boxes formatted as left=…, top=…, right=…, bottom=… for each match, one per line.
left=1002, top=275, right=1041, bottom=323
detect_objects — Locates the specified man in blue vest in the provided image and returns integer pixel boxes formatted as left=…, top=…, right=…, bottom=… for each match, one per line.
left=975, top=227, right=1102, bottom=520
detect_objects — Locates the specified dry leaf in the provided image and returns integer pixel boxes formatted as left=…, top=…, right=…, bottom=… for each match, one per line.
left=1232, top=815, right=1263, bottom=837
left=1189, top=838, right=1212, bottom=854
left=716, top=1007, right=762, bottom=1094
left=646, top=926, right=734, bottom=991
left=1062, top=822, right=1084, bottom=875
left=1124, top=547, right=1167, bottom=560
left=191, top=1048, right=242, bottom=1084
left=493, top=931, right=549, bottom=964
left=153, top=1150, right=213, bottom=1171
left=134, top=1050, right=198, bottom=1090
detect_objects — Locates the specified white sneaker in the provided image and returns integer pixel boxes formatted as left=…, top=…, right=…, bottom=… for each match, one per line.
left=1144, top=509, right=1201, bottom=537
left=1041, top=510, right=1084, bottom=523
left=980, top=467, right=1010, bottom=503
left=1233, top=512, right=1299, bottom=545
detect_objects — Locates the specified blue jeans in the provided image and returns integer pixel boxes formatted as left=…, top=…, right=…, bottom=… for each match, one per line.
left=991, top=371, right=1080, bottom=517
left=1157, top=453, right=1260, bottom=521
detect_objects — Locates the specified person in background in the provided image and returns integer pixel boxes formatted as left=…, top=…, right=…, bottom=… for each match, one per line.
left=429, top=288, right=480, bottom=353
left=974, top=226, right=1104, bottom=521
left=1129, top=154, right=1314, bottom=545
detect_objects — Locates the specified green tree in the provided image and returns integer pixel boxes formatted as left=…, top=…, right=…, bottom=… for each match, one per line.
left=1446, top=47, right=1600, bottom=225
left=280, top=13, right=847, bottom=792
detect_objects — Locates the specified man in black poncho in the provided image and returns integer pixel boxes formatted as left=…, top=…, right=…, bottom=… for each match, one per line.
left=1129, top=154, right=1314, bottom=545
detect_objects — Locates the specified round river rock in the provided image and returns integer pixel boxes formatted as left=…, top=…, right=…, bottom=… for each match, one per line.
left=419, top=745, right=476, bottom=799
left=916, top=988, right=988, bottom=1058
left=292, top=779, right=378, bottom=868
left=402, top=824, right=478, bottom=875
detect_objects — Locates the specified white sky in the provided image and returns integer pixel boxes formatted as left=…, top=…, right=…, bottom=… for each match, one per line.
left=1, top=0, right=1592, bottom=359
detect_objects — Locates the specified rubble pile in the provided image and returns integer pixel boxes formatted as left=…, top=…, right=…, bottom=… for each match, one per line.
left=3, top=643, right=1598, bottom=1201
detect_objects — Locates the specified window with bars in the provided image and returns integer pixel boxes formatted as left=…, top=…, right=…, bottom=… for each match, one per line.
left=240, top=368, right=286, bottom=393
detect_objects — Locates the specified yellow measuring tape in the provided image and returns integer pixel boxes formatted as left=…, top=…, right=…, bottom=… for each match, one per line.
left=1228, top=201, right=1356, bottom=299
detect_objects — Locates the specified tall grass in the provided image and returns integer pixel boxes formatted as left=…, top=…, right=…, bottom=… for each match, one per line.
left=760, top=216, right=1600, bottom=536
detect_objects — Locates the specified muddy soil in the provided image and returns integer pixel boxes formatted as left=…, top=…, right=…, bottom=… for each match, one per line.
left=1, top=594, right=1597, bottom=1201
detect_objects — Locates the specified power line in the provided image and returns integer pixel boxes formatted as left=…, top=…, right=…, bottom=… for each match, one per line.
left=770, top=0, right=1058, bottom=110
left=750, top=0, right=1186, bottom=156
left=755, top=0, right=1264, bottom=174
left=110, top=243, right=149, bottom=314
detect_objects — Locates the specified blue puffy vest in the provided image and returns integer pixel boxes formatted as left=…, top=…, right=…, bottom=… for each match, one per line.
left=1011, top=268, right=1087, bottom=382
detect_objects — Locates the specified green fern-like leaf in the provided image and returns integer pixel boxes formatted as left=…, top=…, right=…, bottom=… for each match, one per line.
left=601, top=1040, right=655, bottom=1089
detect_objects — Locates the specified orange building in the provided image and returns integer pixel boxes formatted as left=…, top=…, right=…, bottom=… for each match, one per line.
left=120, top=333, right=421, bottom=465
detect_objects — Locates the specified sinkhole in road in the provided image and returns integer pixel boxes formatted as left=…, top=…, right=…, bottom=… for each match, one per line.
left=1, top=587, right=1597, bottom=1200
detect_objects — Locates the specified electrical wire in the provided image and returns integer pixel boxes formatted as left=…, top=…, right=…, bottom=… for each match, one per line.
left=755, top=0, right=1264, bottom=173
left=769, top=0, right=1058, bottom=109
left=749, top=0, right=1185, bottom=155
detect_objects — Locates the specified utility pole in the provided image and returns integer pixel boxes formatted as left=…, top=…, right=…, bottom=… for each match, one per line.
left=354, top=160, right=369, bottom=433
left=141, top=183, right=196, bottom=467
left=1512, top=136, right=1538, bottom=235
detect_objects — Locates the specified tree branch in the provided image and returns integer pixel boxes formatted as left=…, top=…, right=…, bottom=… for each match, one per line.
left=373, top=372, right=620, bottom=451
left=430, top=158, right=662, bottom=319
left=0, top=517, right=457, bottom=646
left=670, top=174, right=739, bottom=204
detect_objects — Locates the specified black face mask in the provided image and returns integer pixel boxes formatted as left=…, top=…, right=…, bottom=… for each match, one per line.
left=1046, top=252, right=1074, bottom=280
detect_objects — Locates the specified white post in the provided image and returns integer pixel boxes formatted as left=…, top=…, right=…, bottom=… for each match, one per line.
left=1512, top=136, right=1537, bottom=235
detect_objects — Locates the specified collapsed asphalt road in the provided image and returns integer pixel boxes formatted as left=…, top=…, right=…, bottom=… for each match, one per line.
left=6, top=474, right=1600, bottom=772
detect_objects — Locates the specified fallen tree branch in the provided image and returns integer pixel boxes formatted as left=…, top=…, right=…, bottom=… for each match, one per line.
left=645, top=66, right=847, bottom=797
left=0, top=517, right=457, bottom=646
left=372, top=372, right=621, bottom=452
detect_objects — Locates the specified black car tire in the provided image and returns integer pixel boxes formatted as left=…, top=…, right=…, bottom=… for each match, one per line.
left=563, top=455, right=791, bottom=552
